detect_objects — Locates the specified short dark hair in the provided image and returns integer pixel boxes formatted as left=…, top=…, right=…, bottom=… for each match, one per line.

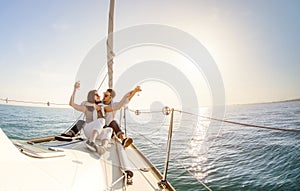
left=107, top=89, right=116, bottom=98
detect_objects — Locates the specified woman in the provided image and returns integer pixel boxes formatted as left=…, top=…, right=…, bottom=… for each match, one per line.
left=69, top=81, right=112, bottom=154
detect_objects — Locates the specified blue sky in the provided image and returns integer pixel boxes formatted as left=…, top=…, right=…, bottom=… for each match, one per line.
left=0, top=0, right=299, bottom=107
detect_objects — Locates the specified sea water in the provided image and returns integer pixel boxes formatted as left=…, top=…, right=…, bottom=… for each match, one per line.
left=0, top=101, right=299, bottom=191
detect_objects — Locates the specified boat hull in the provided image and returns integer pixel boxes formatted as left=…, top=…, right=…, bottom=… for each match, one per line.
left=0, top=129, right=175, bottom=191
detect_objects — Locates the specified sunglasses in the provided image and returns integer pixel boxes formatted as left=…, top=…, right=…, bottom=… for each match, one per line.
left=104, top=94, right=111, bottom=98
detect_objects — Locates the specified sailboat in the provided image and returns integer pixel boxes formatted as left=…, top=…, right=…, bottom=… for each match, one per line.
left=0, top=0, right=176, bottom=190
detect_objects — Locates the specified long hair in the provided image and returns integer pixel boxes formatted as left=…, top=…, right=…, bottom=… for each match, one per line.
left=86, top=90, right=96, bottom=111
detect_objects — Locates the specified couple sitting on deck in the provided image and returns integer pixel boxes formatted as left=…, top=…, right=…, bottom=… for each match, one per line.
left=66, top=81, right=141, bottom=154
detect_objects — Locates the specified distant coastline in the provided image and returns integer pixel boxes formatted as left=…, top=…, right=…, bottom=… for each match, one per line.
left=228, top=98, right=300, bottom=106
left=257, top=98, right=300, bottom=105
left=272, top=98, right=300, bottom=103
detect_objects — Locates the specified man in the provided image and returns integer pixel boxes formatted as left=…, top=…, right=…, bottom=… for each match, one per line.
left=102, top=86, right=141, bottom=147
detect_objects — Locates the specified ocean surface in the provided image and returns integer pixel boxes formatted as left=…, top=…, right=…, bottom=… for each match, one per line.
left=0, top=101, right=299, bottom=191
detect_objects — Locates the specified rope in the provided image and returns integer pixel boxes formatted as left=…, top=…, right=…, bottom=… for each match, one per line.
left=126, top=108, right=300, bottom=133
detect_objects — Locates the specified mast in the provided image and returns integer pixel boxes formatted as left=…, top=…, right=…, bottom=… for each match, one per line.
left=107, top=0, right=115, bottom=89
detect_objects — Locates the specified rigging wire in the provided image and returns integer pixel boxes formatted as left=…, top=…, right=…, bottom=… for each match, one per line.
left=0, top=98, right=68, bottom=107
left=0, top=73, right=109, bottom=107
left=176, top=110, right=300, bottom=133
left=0, top=72, right=109, bottom=107
left=1, top=95, right=299, bottom=133
left=96, top=72, right=108, bottom=91
left=127, top=108, right=300, bottom=133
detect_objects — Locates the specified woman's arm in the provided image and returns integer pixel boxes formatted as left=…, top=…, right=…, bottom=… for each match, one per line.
left=69, top=81, right=85, bottom=112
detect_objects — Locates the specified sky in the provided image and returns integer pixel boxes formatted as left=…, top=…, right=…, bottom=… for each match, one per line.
left=0, top=0, right=299, bottom=108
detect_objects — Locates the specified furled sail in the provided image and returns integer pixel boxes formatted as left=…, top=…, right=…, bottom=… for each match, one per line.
left=107, top=0, right=115, bottom=89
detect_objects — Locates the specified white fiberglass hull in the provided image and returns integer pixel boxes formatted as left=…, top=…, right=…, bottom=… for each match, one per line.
left=0, top=129, right=174, bottom=191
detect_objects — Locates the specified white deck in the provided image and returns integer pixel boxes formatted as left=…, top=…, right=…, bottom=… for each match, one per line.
left=0, top=129, right=174, bottom=191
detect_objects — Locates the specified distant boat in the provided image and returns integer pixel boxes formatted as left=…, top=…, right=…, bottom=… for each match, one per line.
left=0, top=0, right=176, bottom=190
